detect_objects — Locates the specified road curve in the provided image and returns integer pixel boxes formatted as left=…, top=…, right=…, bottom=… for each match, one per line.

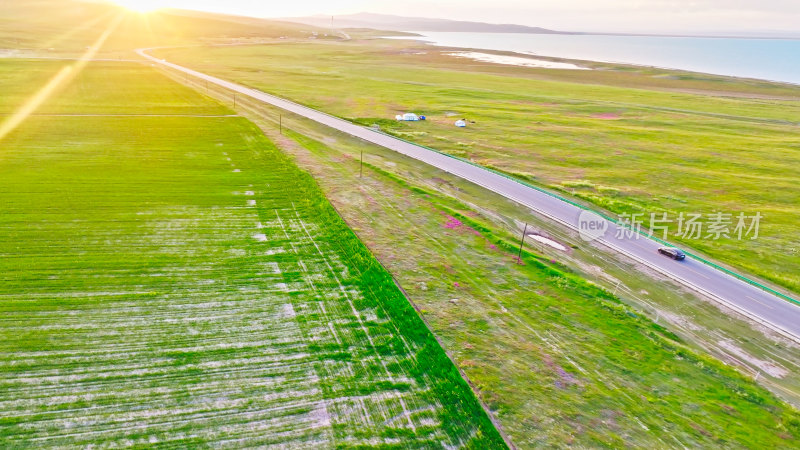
left=137, top=48, right=800, bottom=343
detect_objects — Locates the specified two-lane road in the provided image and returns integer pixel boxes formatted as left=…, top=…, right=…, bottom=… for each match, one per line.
left=137, top=48, right=800, bottom=343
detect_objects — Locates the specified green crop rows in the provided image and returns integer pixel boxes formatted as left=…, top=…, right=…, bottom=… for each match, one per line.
left=0, top=60, right=503, bottom=447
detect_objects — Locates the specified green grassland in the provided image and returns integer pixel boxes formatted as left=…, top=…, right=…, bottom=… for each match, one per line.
left=213, top=89, right=800, bottom=448
left=154, top=39, right=800, bottom=295
left=5, top=4, right=800, bottom=446
left=0, top=60, right=230, bottom=115
left=0, top=60, right=503, bottom=447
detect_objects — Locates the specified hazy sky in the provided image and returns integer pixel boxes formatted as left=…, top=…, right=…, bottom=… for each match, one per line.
left=122, top=0, right=800, bottom=34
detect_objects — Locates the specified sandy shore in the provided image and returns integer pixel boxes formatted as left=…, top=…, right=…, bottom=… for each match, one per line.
left=445, top=51, right=590, bottom=70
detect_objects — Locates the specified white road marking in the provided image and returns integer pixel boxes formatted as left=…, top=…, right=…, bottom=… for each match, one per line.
left=747, top=295, right=774, bottom=310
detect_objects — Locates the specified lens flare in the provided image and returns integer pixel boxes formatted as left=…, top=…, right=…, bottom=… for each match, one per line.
left=0, top=14, right=124, bottom=142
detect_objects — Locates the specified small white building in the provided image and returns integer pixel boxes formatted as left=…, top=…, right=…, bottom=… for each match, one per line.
left=455, top=119, right=467, bottom=128
left=402, top=113, right=420, bottom=121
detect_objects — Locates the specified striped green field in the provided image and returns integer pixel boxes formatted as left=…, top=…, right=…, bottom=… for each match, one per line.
left=0, top=60, right=503, bottom=447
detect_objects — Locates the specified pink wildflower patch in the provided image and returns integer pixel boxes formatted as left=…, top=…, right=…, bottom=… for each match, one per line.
left=591, top=112, right=622, bottom=120
left=443, top=216, right=463, bottom=229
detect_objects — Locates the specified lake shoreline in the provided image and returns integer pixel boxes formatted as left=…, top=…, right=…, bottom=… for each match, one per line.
left=387, top=32, right=800, bottom=86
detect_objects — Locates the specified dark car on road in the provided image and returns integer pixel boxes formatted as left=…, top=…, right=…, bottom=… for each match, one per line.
left=658, top=247, right=686, bottom=261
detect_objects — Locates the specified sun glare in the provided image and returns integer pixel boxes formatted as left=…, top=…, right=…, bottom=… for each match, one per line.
left=114, top=0, right=164, bottom=13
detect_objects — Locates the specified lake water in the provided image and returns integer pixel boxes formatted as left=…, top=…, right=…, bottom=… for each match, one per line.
left=406, top=32, right=800, bottom=85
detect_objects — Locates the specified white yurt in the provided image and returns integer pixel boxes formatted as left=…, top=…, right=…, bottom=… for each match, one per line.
left=402, top=113, right=420, bottom=121
left=455, top=119, right=467, bottom=128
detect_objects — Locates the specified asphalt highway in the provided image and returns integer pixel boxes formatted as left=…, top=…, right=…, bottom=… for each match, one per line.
left=138, top=48, right=800, bottom=343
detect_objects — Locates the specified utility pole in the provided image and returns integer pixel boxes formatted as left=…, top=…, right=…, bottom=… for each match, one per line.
left=279, top=115, right=282, bottom=135
left=360, top=149, right=363, bottom=178
left=233, top=93, right=237, bottom=109
left=517, top=223, right=528, bottom=262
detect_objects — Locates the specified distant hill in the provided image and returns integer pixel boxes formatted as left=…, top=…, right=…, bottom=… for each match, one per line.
left=0, top=0, right=319, bottom=53
left=283, top=12, right=571, bottom=34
